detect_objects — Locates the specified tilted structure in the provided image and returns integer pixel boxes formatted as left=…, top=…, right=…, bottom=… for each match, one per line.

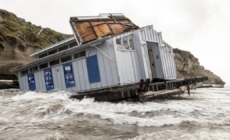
left=12, top=14, right=207, bottom=101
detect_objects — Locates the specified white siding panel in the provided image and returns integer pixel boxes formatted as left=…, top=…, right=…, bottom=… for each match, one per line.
left=18, top=73, right=23, bottom=90
left=59, top=65, right=67, bottom=90
left=24, top=75, right=29, bottom=91
left=77, top=60, right=86, bottom=90
left=51, top=67, right=58, bottom=91
left=39, top=71, right=46, bottom=92
left=72, top=61, right=81, bottom=91
left=96, top=46, right=108, bottom=88
left=55, top=66, right=64, bottom=90
left=107, top=40, right=119, bottom=85
left=34, top=72, right=40, bottom=91
left=100, top=42, right=113, bottom=86
left=81, top=58, right=91, bottom=90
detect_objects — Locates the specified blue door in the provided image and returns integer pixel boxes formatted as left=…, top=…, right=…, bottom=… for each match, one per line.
left=44, top=68, right=54, bottom=91
left=86, top=55, right=101, bottom=83
left=27, top=73, right=36, bottom=91
left=63, top=62, right=75, bottom=88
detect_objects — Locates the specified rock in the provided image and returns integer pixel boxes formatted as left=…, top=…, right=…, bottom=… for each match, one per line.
left=173, top=48, right=225, bottom=85
left=0, top=8, right=71, bottom=80
left=16, top=30, right=25, bottom=41
left=0, top=43, right=4, bottom=55
left=0, top=15, right=3, bottom=22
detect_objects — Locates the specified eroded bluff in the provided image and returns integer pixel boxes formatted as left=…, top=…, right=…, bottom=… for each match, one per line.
left=0, top=9, right=71, bottom=79
left=173, top=48, right=225, bottom=85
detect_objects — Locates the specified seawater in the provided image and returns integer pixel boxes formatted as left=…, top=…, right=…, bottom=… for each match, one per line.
left=0, top=86, right=230, bottom=140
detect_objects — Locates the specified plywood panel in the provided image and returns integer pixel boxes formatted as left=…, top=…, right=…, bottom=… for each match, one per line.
left=75, top=22, right=97, bottom=42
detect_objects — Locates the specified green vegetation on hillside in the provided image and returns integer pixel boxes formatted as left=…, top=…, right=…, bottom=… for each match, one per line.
left=0, top=8, right=70, bottom=48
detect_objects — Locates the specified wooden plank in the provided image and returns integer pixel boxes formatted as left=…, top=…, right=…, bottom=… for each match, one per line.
left=75, top=22, right=97, bottom=42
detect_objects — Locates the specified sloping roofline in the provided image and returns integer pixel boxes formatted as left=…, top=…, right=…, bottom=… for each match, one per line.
left=30, top=36, right=75, bottom=57
left=12, top=36, right=111, bottom=72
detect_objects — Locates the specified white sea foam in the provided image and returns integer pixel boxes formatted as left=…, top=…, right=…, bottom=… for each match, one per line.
left=130, top=130, right=230, bottom=140
left=0, top=87, right=230, bottom=128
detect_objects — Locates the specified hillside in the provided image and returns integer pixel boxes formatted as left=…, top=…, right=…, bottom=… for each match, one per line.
left=0, top=9, right=71, bottom=79
left=174, top=48, right=225, bottom=85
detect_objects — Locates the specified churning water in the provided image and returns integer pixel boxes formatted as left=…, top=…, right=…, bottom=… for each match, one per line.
left=0, top=86, right=230, bottom=140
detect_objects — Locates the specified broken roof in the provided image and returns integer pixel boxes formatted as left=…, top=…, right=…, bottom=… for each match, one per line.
left=69, top=13, right=139, bottom=44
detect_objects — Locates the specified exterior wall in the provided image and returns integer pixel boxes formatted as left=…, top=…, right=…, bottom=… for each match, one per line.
left=82, top=39, right=120, bottom=91
left=113, top=36, right=140, bottom=84
left=159, top=41, right=177, bottom=79
left=133, top=25, right=176, bottom=80
left=18, top=72, right=29, bottom=91
left=34, top=71, right=42, bottom=91
left=17, top=25, right=177, bottom=91
left=18, top=39, right=120, bottom=92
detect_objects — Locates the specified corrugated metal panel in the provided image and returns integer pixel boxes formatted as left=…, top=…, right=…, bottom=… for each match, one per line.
left=34, top=72, right=40, bottom=91
left=136, top=26, right=176, bottom=80
left=99, top=40, right=115, bottom=87
left=18, top=72, right=23, bottom=90
left=72, top=61, right=81, bottom=91
left=113, top=36, right=139, bottom=84
left=51, top=67, right=58, bottom=90
left=132, top=31, right=146, bottom=80
left=54, top=65, right=65, bottom=90
left=131, top=51, right=141, bottom=82
left=21, top=75, right=27, bottom=90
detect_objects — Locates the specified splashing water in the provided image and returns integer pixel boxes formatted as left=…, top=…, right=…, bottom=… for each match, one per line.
left=0, top=86, right=230, bottom=140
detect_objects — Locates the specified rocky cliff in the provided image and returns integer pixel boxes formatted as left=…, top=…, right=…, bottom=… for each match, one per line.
left=0, top=9, right=71, bottom=79
left=174, top=48, right=225, bottom=85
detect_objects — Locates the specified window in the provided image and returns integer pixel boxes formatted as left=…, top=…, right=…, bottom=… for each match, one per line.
left=58, top=45, right=68, bottom=52
left=167, top=46, right=171, bottom=53
left=116, top=38, right=121, bottom=45
left=164, top=47, right=167, bottom=53
left=69, top=42, right=77, bottom=48
left=123, top=36, right=129, bottom=49
left=21, top=69, right=28, bottom=75
left=39, top=63, right=48, bottom=69
left=128, top=35, right=134, bottom=49
left=30, top=66, right=38, bottom=72
left=50, top=59, right=59, bottom=66
left=39, top=53, right=47, bottom=58
left=48, top=49, right=57, bottom=55
left=116, top=35, right=134, bottom=50
left=73, top=51, right=86, bottom=59
left=61, top=55, right=72, bottom=63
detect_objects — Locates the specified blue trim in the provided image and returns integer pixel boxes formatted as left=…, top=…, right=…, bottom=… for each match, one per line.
left=63, top=62, right=76, bottom=88
left=27, top=73, right=36, bottom=91
left=86, top=55, right=101, bottom=83
left=44, top=68, right=54, bottom=91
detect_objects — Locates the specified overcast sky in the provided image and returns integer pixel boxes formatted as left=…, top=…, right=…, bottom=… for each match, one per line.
left=1, top=0, right=230, bottom=84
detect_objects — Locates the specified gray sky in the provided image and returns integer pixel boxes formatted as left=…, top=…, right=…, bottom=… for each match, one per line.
left=1, top=0, right=230, bottom=84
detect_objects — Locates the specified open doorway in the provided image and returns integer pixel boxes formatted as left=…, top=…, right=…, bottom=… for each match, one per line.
left=146, top=41, right=160, bottom=79
left=148, top=50, right=157, bottom=78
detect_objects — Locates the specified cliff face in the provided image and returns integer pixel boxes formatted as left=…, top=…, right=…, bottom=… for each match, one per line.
left=173, top=48, right=225, bottom=85
left=0, top=9, right=71, bottom=79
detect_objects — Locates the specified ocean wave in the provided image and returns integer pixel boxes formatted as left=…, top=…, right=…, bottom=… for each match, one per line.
left=130, top=130, right=230, bottom=140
